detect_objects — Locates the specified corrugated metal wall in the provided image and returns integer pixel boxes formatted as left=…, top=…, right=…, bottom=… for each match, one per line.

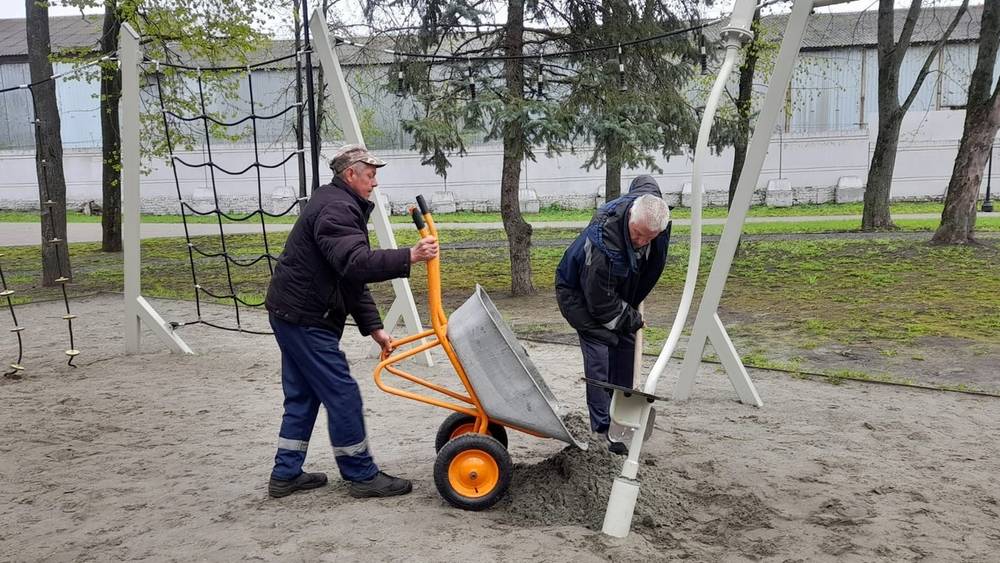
left=1, top=42, right=996, bottom=151
left=0, top=64, right=33, bottom=149
left=790, top=48, right=864, bottom=131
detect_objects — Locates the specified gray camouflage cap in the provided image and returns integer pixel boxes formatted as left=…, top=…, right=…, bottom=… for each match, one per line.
left=330, top=144, right=387, bottom=174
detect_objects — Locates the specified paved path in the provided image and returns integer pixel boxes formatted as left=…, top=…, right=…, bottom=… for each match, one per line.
left=0, top=213, right=944, bottom=247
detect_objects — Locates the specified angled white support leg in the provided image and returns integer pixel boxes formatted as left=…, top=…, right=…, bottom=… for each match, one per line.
left=135, top=296, right=193, bottom=354
left=310, top=11, right=431, bottom=365
left=120, top=23, right=192, bottom=355
left=674, top=0, right=819, bottom=405
left=707, top=314, right=761, bottom=406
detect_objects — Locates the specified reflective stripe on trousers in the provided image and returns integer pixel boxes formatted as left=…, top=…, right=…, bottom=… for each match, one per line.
left=269, top=314, right=379, bottom=482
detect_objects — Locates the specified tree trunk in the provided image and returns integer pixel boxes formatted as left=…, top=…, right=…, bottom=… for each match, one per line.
left=26, top=0, right=72, bottom=286
left=100, top=4, right=123, bottom=252
left=501, top=0, right=534, bottom=296
left=932, top=0, right=1000, bottom=244
left=862, top=114, right=903, bottom=230
left=863, top=0, right=967, bottom=231
left=605, top=134, right=623, bottom=200
left=863, top=0, right=904, bottom=231
left=729, top=9, right=760, bottom=209
left=932, top=109, right=997, bottom=243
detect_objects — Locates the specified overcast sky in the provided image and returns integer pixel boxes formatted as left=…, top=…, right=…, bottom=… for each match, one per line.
left=0, top=0, right=978, bottom=26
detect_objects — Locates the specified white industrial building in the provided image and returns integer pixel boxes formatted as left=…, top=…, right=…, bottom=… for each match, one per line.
left=0, top=5, right=997, bottom=213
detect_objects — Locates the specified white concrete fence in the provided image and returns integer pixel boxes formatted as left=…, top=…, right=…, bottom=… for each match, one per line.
left=1, top=110, right=995, bottom=215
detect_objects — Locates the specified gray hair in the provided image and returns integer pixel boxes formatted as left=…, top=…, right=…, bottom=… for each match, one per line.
left=628, top=194, right=670, bottom=232
left=337, top=161, right=367, bottom=179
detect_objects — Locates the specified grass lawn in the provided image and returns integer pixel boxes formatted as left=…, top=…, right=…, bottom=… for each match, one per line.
left=3, top=226, right=998, bottom=392
left=0, top=200, right=968, bottom=225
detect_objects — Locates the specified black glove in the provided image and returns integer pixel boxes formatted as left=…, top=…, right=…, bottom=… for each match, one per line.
left=617, top=305, right=644, bottom=334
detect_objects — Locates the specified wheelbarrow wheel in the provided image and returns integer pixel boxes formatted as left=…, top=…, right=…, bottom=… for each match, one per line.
left=434, top=433, right=512, bottom=511
left=434, top=412, right=508, bottom=452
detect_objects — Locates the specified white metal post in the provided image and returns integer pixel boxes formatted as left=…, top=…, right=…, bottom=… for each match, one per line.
left=600, top=0, right=758, bottom=539
left=673, top=0, right=821, bottom=404
left=309, top=11, right=431, bottom=365
left=120, top=23, right=192, bottom=355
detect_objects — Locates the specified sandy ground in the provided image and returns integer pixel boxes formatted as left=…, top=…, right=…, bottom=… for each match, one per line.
left=2, top=294, right=999, bottom=562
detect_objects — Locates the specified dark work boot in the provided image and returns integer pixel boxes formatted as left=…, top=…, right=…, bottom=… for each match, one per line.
left=268, top=471, right=329, bottom=498
left=594, top=430, right=628, bottom=456
left=606, top=436, right=629, bottom=456
left=348, top=471, right=413, bottom=498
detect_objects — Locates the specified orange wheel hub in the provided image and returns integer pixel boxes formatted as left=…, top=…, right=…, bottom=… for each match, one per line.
left=447, top=449, right=499, bottom=498
left=449, top=423, right=476, bottom=440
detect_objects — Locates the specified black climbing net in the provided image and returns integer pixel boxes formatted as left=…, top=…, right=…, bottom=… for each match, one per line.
left=146, top=52, right=311, bottom=335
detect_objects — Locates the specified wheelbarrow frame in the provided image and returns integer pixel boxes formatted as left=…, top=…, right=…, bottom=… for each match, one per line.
left=372, top=197, right=545, bottom=441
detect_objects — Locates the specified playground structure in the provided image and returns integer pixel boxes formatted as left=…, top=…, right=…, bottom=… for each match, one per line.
left=600, top=0, right=859, bottom=538
left=117, top=16, right=428, bottom=362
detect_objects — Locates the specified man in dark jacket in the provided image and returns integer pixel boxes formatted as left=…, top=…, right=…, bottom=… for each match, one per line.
left=555, top=175, right=671, bottom=454
left=264, top=144, right=438, bottom=498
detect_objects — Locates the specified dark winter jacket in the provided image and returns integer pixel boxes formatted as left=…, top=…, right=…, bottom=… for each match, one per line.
left=555, top=175, right=671, bottom=346
left=265, top=177, right=411, bottom=337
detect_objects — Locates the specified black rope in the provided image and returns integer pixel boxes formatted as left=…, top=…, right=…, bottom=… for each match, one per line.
left=247, top=70, right=277, bottom=277
left=333, top=18, right=719, bottom=63
left=194, top=71, right=244, bottom=328
left=0, top=258, right=25, bottom=378
left=0, top=55, right=114, bottom=95
left=143, top=52, right=302, bottom=73
left=187, top=246, right=280, bottom=268
left=171, top=318, right=274, bottom=336
left=179, top=199, right=305, bottom=220
left=154, top=67, right=204, bottom=321
left=27, top=84, right=79, bottom=368
left=171, top=149, right=302, bottom=176
left=170, top=318, right=363, bottom=336
left=160, top=102, right=302, bottom=127
left=195, top=285, right=265, bottom=308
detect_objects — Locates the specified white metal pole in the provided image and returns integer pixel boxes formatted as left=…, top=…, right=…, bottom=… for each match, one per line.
left=120, top=24, right=193, bottom=356
left=121, top=23, right=142, bottom=354
left=601, top=0, right=758, bottom=539
left=309, top=10, right=431, bottom=365
left=639, top=0, right=754, bottom=398
left=674, top=0, right=819, bottom=404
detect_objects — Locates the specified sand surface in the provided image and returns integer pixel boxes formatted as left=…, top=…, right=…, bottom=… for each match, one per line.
left=2, top=295, right=998, bottom=562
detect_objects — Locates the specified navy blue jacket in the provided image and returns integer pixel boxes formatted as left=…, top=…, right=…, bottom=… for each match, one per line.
left=555, top=175, right=671, bottom=346
left=265, top=178, right=411, bottom=337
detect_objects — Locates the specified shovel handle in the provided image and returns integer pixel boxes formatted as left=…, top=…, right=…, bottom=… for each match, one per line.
left=411, top=207, right=426, bottom=230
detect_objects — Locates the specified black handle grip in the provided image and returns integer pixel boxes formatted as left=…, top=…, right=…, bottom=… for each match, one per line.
left=416, top=195, right=429, bottom=216
left=411, top=207, right=426, bottom=230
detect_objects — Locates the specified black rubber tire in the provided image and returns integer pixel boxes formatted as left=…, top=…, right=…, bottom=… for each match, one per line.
left=434, top=412, right=509, bottom=452
left=433, top=433, right=512, bottom=511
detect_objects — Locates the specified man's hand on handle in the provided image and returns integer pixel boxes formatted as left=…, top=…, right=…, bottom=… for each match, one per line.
left=370, top=329, right=394, bottom=357
left=410, top=236, right=439, bottom=263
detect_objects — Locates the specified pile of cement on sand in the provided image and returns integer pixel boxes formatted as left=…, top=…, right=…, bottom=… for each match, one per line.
left=494, top=414, right=775, bottom=551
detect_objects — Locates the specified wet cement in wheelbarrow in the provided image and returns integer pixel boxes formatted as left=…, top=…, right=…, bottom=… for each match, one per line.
left=494, top=414, right=775, bottom=552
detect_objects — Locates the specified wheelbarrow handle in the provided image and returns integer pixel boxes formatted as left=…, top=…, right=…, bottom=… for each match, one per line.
left=411, top=206, right=426, bottom=230
left=415, top=194, right=430, bottom=216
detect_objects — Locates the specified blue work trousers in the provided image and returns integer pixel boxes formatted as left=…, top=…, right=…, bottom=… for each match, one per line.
left=269, top=314, right=379, bottom=482
left=579, top=333, right=636, bottom=433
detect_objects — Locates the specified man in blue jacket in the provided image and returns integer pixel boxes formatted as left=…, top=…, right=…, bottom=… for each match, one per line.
left=264, top=144, right=438, bottom=498
left=555, top=175, right=671, bottom=455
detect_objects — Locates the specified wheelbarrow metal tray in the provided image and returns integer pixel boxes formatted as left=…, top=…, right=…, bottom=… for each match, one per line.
left=447, top=285, right=587, bottom=449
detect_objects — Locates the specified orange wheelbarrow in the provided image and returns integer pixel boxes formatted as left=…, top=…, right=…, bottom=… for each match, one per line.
left=374, top=195, right=587, bottom=511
